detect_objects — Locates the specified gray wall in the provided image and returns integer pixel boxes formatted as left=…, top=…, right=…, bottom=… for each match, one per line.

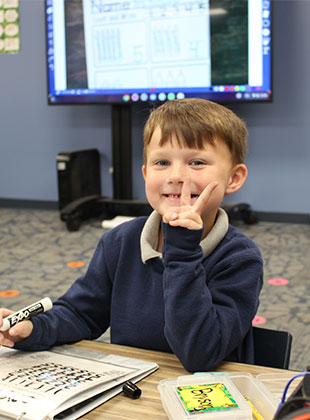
left=0, top=0, right=309, bottom=215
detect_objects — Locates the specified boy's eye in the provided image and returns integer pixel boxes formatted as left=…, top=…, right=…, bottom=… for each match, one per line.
left=190, top=160, right=206, bottom=166
left=155, top=160, right=170, bottom=166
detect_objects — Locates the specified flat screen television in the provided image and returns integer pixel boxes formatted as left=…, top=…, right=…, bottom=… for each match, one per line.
left=45, top=0, right=272, bottom=105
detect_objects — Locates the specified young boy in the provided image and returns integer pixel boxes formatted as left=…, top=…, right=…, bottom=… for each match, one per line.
left=0, top=98, right=263, bottom=372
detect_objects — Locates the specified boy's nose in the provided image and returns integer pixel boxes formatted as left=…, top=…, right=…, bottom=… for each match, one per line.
left=167, top=164, right=187, bottom=183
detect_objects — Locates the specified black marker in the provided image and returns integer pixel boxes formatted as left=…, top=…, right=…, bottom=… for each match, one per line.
left=0, top=297, right=53, bottom=331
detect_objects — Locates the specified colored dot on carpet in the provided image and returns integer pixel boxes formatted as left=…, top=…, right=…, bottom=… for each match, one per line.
left=66, top=261, right=85, bottom=268
left=0, top=290, right=20, bottom=297
left=252, top=315, right=267, bottom=325
left=268, top=278, right=289, bottom=286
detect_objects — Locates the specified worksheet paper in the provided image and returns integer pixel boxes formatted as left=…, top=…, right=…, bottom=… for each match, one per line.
left=82, top=0, right=211, bottom=90
left=0, top=345, right=158, bottom=420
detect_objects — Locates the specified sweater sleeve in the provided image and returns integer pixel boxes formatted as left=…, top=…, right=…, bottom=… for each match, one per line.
left=161, top=223, right=263, bottom=372
left=15, top=236, right=113, bottom=351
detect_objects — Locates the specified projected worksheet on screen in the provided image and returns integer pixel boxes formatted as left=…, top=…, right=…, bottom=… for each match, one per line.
left=82, top=0, right=211, bottom=90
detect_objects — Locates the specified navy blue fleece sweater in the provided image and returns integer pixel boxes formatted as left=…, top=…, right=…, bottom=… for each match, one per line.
left=15, top=215, right=263, bottom=372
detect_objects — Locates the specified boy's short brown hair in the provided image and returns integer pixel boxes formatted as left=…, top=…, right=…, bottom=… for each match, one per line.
left=143, top=98, right=248, bottom=165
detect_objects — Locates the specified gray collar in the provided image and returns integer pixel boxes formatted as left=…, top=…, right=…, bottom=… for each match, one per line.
left=140, top=208, right=229, bottom=264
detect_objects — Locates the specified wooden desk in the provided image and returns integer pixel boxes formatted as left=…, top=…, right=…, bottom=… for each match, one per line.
left=73, top=340, right=293, bottom=420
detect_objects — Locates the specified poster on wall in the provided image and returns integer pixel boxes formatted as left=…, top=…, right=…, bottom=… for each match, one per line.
left=0, top=0, right=20, bottom=53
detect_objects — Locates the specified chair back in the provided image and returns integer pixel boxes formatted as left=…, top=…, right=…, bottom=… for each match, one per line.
left=253, top=326, right=293, bottom=369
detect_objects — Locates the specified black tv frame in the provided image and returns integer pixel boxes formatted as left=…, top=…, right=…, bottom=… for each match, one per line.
left=46, top=0, right=272, bottom=106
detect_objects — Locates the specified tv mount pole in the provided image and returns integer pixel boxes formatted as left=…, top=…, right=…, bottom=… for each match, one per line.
left=111, top=104, right=133, bottom=200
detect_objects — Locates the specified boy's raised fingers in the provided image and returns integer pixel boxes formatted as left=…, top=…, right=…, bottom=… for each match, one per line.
left=193, top=181, right=219, bottom=213
left=180, top=177, right=192, bottom=206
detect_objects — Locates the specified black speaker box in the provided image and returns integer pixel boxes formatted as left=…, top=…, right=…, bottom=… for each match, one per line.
left=56, top=149, right=101, bottom=210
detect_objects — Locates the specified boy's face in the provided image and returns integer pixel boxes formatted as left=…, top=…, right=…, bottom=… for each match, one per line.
left=142, top=126, right=247, bottom=224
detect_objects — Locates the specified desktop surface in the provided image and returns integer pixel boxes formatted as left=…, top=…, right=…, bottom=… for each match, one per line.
left=73, top=341, right=296, bottom=420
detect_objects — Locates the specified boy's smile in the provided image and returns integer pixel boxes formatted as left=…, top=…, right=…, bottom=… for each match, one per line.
left=142, top=126, right=247, bottom=230
left=160, top=190, right=201, bottom=208
left=162, top=192, right=199, bottom=201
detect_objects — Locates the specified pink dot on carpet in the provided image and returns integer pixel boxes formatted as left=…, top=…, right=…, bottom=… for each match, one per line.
left=268, top=278, right=289, bottom=286
left=252, top=315, right=267, bottom=325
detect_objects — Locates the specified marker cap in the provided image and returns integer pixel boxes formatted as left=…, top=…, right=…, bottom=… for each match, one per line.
left=0, top=318, right=10, bottom=332
left=122, top=381, right=142, bottom=399
left=41, top=297, right=53, bottom=311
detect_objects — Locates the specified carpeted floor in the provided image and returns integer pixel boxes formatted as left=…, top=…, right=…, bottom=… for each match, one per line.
left=0, top=207, right=309, bottom=371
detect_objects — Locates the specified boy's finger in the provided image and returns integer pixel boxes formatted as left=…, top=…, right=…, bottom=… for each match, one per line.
left=163, top=211, right=179, bottom=224
left=0, top=309, right=14, bottom=327
left=180, top=177, right=192, bottom=206
left=0, top=309, right=14, bottom=319
left=169, top=217, right=202, bottom=230
left=193, top=181, right=219, bottom=213
left=0, top=333, right=15, bottom=347
left=10, top=320, right=33, bottom=339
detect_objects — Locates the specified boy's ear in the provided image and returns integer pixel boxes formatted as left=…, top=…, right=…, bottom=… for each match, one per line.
left=142, top=165, right=146, bottom=180
left=226, top=163, right=248, bottom=195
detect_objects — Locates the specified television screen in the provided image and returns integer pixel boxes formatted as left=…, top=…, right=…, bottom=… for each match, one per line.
left=46, top=0, right=272, bottom=105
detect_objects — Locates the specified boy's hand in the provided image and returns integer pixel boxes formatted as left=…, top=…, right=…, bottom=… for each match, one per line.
left=0, top=308, right=33, bottom=348
left=162, top=178, right=218, bottom=230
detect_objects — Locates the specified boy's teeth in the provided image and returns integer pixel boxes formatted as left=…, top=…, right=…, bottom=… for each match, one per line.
left=165, top=194, right=198, bottom=198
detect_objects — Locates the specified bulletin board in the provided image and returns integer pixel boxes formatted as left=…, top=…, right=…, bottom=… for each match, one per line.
left=0, top=0, right=20, bottom=53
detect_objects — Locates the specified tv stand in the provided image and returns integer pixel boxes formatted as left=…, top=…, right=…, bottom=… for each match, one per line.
left=60, top=104, right=152, bottom=231
left=60, top=195, right=152, bottom=231
left=111, top=104, right=133, bottom=199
